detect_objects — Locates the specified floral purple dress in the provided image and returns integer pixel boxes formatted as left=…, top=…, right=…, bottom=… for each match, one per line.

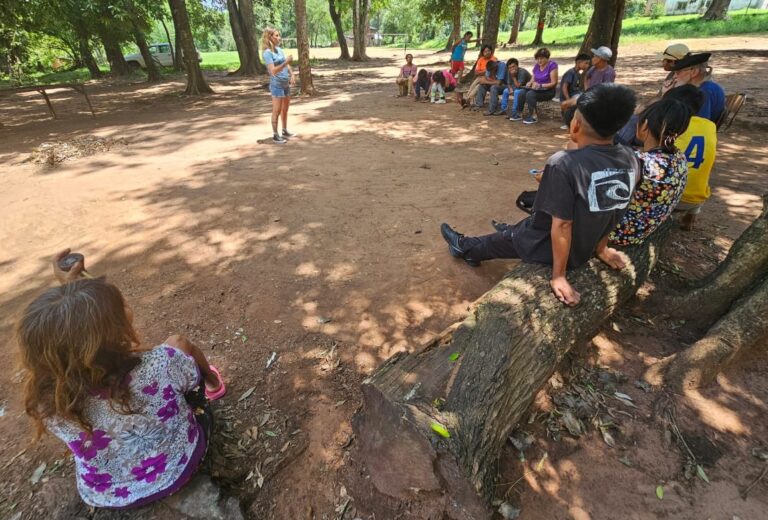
left=610, top=148, right=688, bottom=246
left=46, top=345, right=203, bottom=508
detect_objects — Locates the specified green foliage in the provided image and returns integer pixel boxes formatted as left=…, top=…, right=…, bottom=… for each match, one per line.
left=650, top=2, right=665, bottom=20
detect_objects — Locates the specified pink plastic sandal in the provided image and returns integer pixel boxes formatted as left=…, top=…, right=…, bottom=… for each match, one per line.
left=204, top=365, right=226, bottom=401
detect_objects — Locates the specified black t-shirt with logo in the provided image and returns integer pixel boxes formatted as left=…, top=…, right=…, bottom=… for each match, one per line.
left=511, top=144, right=639, bottom=269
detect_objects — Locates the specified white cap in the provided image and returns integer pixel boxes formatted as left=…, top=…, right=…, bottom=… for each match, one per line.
left=591, top=46, right=613, bottom=60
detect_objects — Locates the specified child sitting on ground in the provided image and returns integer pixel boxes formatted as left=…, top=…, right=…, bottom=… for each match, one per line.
left=609, top=98, right=692, bottom=245
left=430, top=70, right=456, bottom=103
left=396, top=54, right=417, bottom=97
left=19, top=250, right=226, bottom=509
left=414, top=68, right=431, bottom=101
left=441, top=84, right=640, bottom=306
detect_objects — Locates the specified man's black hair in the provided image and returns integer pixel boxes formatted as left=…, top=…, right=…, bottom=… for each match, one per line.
left=507, top=58, right=519, bottom=67
left=487, top=60, right=498, bottom=74
left=576, top=83, right=637, bottom=138
left=481, top=44, right=493, bottom=54
left=464, top=31, right=473, bottom=37
left=575, top=53, right=591, bottom=62
left=662, top=84, right=705, bottom=114
left=637, top=98, right=693, bottom=151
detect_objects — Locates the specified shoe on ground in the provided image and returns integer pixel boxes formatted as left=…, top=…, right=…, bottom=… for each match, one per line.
left=491, top=219, right=512, bottom=232
left=436, top=99, right=446, bottom=104
left=509, top=112, right=522, bottom=121
left=680, top=213, right=696, bottom=231
left=282, top=129, right=297, bottom=138
left=483, top=111, right=494, bottom=116
left=440, top=223, right=480, bottom=267
left=493, top=110, right=505, bottom=116
left=273, top=134, right=287, bottom=144
left=523, top=116, right=537, bottom=124
left=559, top=124, right=569, bottom=130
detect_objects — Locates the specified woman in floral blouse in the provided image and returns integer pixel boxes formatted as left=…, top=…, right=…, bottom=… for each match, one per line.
left=18, top=251, right=226, bottom=508
left=610, top=98, right=693, bottom=246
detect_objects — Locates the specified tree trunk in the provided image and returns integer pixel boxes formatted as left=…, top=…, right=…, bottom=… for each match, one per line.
left=579, top=0, right=625, bottom=66
left=648, top=275, right=768, bottom=391
left=531, top=3, right=546, bottom=46
left=328, top=0, right=351, bottom=59
left=481, top=0, right=503, bottom=48
left=669, top=194, right=768, bottom=328
left=160, top=18, right=177, bottom=69
left=702, top=0, right=731, bottom=20
left=508, top=3, right=523, bottom=44
left=102, top=37, right=130, bottom=76
left=351, top=0, right=370, bottom=61
left=169, top=5, right=185, bottom=71
left=351, top=223, right=671, bottom=514
left=239, top=0, right=265, bottom=73
left=295, top=0, right=317, bottom=95
left=169, top=0, right=213, bottom=94
left=227, top=0, right=251, bottom=73
left=76, top=29, right=102, bottom=78
left=444, top=0, right=462, bottom=50
left=133, top=28, right=161, bottom=82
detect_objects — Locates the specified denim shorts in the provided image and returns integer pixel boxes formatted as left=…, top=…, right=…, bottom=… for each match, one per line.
left=270, top=80, right=291, bottom=98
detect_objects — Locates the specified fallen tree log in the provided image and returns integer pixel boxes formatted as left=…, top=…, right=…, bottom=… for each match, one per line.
left=668, top=194, right=768, bottom=328
left=649, top=274, right=768, bottom=390
left=351, top=223, right=670, bottom=519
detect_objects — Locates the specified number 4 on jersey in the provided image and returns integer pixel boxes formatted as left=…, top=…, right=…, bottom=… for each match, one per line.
left=685, top=136, right=706, bottom=169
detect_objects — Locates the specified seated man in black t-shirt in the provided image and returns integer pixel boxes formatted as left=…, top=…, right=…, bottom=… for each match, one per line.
left=440, top=83, right=640, bottom=306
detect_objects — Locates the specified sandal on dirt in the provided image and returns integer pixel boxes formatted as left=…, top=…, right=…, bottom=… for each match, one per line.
left=204, top=365, right=227, bottom=401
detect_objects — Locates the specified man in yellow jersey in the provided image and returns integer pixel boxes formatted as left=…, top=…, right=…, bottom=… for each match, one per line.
left=667, top=86, right=717, bottom=231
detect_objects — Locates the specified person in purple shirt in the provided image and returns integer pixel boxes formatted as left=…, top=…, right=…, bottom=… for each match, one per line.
left=585, top=46, right=616, bottom=89
left=509, top=47, right=558, bottom=125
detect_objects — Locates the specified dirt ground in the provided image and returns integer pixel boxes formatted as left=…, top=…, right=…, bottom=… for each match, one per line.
left=1, top=37, right=767, bottom=520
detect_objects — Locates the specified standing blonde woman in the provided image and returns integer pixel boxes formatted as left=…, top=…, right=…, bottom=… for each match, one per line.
left=262, top=27, right=296, bottom=144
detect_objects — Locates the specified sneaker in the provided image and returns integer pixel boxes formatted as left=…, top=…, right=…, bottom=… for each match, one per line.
left=493, top=109, right=505, bottom=116
left=523, top=116, right=537, bottom=125
left=273, top=134, right=287, bottom=144
left=282, top=129, right=297, bottom=138
left=436, top=99, right=446, bottom=104
left=430, top=98, right=436, bottom=104
left=559, top=124, right=569, bottom=130
left=508, top=112, right=522, bottom=121
left=483, top=111, right=494, bottom=116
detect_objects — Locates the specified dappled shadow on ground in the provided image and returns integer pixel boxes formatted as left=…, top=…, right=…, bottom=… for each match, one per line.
left=1, top=46, right=768, bottom=519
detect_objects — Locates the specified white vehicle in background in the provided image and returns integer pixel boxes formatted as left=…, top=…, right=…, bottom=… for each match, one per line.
left=123, top=43, right=201, bottom=69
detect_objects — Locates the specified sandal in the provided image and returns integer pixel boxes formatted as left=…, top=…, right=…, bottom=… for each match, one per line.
left=204, top=365, right=227, bottom=401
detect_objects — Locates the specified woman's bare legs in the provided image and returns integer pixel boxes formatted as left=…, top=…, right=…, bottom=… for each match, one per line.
left=271, top=96, right=282, bottom=134
left=280, top=96, right=291, bottom=132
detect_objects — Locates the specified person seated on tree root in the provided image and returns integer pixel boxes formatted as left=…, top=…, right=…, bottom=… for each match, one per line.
left=559, top=53, right=591, bottom=130
left=608, top=98, right=693, bottom=246
left=474, top=61, right=507, bottom=114
left=441, top=84, right=640, bottom=306
left=463, top=45, right=498, bottom=109
left=501, top=58, right=532, bottom=116
left=509, top=47, right=558, bottom=125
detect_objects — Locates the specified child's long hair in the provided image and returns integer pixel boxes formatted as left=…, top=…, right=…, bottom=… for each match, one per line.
left=432, top=70, right=445, bottom=87
left=18, top=278, right=141, bottom=438
left=417, top=69, right=429, bottom=83
left=637, top=98, right=693, bottom=152
left=261, top=27, right=279, bottom=53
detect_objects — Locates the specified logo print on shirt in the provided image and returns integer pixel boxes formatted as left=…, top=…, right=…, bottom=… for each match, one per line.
left=587, top=169, right=632, bottom=212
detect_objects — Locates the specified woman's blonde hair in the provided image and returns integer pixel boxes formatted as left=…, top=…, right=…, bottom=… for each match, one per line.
left=18, top=278, right=141, bottom=438
left=261, top=27, right=279, bottom=53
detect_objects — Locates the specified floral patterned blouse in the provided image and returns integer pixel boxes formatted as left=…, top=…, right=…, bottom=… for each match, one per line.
left=610, top=148, right=688, bottom=246
left=46, top=345, right=201, bottom=508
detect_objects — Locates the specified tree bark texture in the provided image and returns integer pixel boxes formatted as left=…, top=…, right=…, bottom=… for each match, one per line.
left=649, top=274, right=768, bottom=391
left=531, top=3, right=546, bottom=46
left=77, top=32, right=102, bottom=78
left=702, top=0, right=731, bottom=20
left=352, top=223, right=671, bottom=515
left=295, top=0, right=317, bottom=95
left=445, top=0, right=462, bottom=50
left=328, top=0, right=351, bottom=59
left=670, top=194, right=768, bottom=327
left=226, top=0, right=265, bottom=75
left=482, top=0, right=503, bottom=48
left=580, top=0, right=625, bottom=66
left=169, top=0, right=213, bottom=94
left=508, top=3, right=523, bottom=44
left=102, top=37, right=130, bottom=76
left=352, top=0, right=370, bottom=61
left=133, top=28, right=161, bottom=82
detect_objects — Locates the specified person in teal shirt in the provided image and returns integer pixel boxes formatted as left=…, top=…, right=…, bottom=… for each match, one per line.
left=450, top=31, right=478, bottom=81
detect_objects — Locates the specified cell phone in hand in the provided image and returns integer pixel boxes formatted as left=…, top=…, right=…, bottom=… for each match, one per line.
left=58, top=253, right=84, bottom=272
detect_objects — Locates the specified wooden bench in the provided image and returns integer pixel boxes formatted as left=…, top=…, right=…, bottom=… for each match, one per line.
left=0, top=83, right=96, bottom=119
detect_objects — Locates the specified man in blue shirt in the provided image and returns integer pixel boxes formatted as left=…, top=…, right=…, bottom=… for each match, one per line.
left=671, top=52, right=725, bottom=124
left=478, top=61, right=508, bottom=115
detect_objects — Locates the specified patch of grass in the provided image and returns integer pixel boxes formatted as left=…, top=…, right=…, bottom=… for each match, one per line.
left=199, top=51, right=241, bottom=71
left=0, top=67, right=109, bottom=88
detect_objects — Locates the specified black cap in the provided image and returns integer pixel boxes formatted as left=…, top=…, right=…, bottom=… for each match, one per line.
left=671, top=52, right=712, bottom=71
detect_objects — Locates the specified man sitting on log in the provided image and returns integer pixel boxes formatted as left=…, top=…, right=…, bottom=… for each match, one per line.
left=440, top=84, right=640, bottom=306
